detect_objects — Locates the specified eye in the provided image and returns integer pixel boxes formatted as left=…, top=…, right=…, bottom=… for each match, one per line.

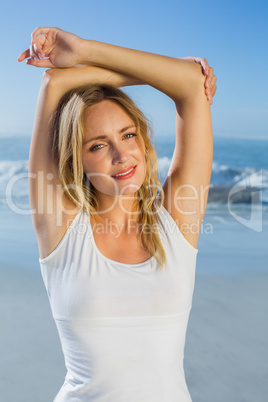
left=124, top=133, right=137, bottom=139
left=90, top=144, right=104, bottom=152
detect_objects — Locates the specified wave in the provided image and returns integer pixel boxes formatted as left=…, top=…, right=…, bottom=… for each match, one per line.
left=157, top=157, right=268, bottom=205
left=1, top=158, right=268, bottom=207
left=0, top=160, right=29, bottom=207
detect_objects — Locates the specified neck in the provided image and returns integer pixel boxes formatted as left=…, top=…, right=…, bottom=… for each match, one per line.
left=94, top=192, right=140, bottom=226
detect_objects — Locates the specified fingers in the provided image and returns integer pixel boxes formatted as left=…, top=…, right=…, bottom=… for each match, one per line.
left=31, top=26, right=57, bottom=44
left=17, top=48, right=30, bottom=62
left=18, top=40, right=53, bottom=67
left=205, top=70, right=217, bottom=104
left=17, top=46, right=42, bottom=64
left=18, top=31, right=52, bottom=67
left=210, top=75, right=217, bottom=98
left=211, top=84, right=217, bottom=99
left=32, top=36, right=47, bottom=59
left=18, top=36, right=48, bottom=64
left=197, top=58, right=209, bottom=76
left=29, top=43, right=40, bottom=63
left=184, top=56, right=209, bottom=75
left=26, top=57, right=54, bottom=69
left=205, top=67, right=214, bottom=88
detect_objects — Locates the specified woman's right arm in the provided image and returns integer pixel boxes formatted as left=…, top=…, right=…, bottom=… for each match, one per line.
left=19, top=63, right=142, bottom=257
left=18, top=29, right=144, bottom=256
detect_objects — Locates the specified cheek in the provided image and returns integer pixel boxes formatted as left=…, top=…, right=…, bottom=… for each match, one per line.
left=82, top=153, right=106, bottom=174
left=85, top=172, right=124, bottom=197
left=87, top=174, right=117, bottom=195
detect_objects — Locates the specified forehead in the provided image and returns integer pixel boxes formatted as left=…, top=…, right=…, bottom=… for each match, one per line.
left=83, top=100, right=135, bottom=136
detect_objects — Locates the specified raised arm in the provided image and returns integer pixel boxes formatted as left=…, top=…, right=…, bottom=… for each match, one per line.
left=19, top=27, right=213, bottom=100
left=61, top=31, right=214, bottom=248
left=72, top=34, right=215, bottom=248
left=18, top=40, right=144, bottom=258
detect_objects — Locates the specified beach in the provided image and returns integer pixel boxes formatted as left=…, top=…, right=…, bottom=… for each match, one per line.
left=1, top=135, right=268, bottom=401
left=1, top=204, right=268, bottom=402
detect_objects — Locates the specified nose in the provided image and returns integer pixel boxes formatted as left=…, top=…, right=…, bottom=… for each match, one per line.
left=111, top=144, right=128, bottom=165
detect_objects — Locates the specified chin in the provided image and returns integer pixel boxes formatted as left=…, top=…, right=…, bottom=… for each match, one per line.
left=94, top=181, right=143, bottom=198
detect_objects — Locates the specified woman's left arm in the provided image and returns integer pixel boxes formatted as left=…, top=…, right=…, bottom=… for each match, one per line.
left=76, top=38, right=215, bottom=248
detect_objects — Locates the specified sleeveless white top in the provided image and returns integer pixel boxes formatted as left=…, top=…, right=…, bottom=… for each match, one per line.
left=39, top=205, right=198, bottom=401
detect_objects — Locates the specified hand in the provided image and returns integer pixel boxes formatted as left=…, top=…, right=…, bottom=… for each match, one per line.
left=183, top=57, right=217, bottom=105
left=18, top=27, right=84, bottom=68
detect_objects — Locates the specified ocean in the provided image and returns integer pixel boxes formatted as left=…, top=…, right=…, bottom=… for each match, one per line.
left=1, top=135, right=267, bottom=211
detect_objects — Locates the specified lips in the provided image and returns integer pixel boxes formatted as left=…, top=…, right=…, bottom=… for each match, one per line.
left=111, top=165, right=137, bottom=179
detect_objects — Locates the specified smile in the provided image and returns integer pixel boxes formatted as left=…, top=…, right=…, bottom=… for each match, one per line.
left=111, top=166, right=137, bottom=179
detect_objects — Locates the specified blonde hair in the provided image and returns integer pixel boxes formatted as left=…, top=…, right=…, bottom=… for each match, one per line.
left=52, top=84, right=166, bottom=269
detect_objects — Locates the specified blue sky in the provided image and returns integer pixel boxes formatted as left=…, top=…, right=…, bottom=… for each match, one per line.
left=0, top=0, right=267, bottom=139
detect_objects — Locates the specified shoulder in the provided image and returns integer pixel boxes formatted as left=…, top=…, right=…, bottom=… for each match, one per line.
left=35, top=202, right=82, bottom=260
left=159, top=203, right=199, bottom=252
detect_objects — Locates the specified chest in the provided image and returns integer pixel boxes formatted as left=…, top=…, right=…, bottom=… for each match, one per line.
left=41, top=210, right=197, bottom=321
left=92, top=229, right=152, bottom=264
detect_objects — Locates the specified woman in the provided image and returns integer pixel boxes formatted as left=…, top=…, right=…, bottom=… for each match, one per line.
left=18, top=27, right=216, bottom=401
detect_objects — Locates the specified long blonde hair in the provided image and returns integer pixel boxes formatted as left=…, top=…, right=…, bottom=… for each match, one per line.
left=52, top=84, right=166, bottom=269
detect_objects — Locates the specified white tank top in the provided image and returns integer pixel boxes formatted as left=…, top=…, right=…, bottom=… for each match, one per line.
left=39, top=205, right=198, bottom=401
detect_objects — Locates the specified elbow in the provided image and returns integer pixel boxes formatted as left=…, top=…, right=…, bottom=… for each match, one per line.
left=188, top=64, right=209, bottom=105
left=41, top=69, right=61, bottom=89
left=172, top=59, right=207, bottom=105
left=190, top=61, right=207, bottom=94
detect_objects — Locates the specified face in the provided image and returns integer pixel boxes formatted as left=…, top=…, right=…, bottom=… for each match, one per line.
left=82, top=100, right=147, bottom=200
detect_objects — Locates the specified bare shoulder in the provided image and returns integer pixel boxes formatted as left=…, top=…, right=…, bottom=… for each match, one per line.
left=34, top=199, right=80, bottom=260
left=162, top=187, right=201, bottom=249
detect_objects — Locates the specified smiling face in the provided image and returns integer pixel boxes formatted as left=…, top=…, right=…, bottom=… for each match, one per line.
left=82, top=100, right=147, bottom=200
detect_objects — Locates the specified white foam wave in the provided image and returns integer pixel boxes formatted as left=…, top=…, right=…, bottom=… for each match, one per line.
left=157, top=157, right=171, bottom=182
left=0, top=160, right=29, bottom=201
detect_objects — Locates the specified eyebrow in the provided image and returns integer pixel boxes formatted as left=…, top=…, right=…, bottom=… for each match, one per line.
left=83, top=125, right=136, bottom=145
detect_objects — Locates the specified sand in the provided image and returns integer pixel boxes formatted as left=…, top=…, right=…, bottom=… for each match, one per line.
left=1, top=266, right=267, bottom=401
